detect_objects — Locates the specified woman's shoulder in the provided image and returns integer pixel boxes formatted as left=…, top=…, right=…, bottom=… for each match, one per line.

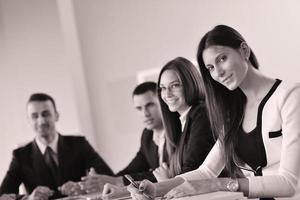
left=190, top=101, right=205, bottom=112
left=189, top=101, right=208, bottom=120
left=276, top=80, right=300, bottom=96
left=278, top=79, right=300, bottom=89
left=274, top=80, right=300, bottom=106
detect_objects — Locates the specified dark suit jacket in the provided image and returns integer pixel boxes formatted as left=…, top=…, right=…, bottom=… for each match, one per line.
left=0, top=134, right=113, bottom=197
left=116, top=129, right=167, bottom=185
left=178, top=103, right=215, bottom=174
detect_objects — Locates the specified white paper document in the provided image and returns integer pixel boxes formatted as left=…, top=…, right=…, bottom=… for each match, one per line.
left=174, top=191, right=245, bottom=200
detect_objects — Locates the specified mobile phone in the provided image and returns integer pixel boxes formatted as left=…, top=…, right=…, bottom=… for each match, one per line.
left=124, top=175, right=152, bottom=199
left=124, top=174, right=139, bottom=188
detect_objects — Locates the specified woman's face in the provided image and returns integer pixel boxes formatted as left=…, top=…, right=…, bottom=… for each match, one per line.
left=202, top=45, right=248, bottom=90
left=159, top=69, right=189, bottom=115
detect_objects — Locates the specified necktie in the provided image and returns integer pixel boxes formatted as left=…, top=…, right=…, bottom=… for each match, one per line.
left=44, top=146, right=60, bottom=186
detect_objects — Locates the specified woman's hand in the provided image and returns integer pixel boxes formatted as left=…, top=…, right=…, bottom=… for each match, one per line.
left=127, top=180, right=156, bottom=200
left=165, top=179, right=219, bottom=199
left=80, top=167, right=124, bottom=194
left=153, top=163, right=170, bottom=182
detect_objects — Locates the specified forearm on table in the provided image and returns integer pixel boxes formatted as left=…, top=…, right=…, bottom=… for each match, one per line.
left=212, top=178, right=249, bottom=196
left=155, top=177, right=185, bottom=197
left=237, top=178, right=249, bottom=196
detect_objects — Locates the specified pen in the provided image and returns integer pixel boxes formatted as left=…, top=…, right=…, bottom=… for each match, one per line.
left=124, top=175, right=153, bottom=199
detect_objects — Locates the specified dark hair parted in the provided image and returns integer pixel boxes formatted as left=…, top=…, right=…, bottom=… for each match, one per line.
left=197, top=25, right=259, bottom=70
left=157, top=57, right=205, bottom=177
left=197, top=25, right=258, bottom=178
left=132, top=81, right=157, bottom=97
left=28, top=93, right=57, bottom=112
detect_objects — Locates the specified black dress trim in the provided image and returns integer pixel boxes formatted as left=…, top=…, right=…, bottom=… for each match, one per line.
left=255, top=79, right=282, bottom=174
left=255, top=79, right=282, bottom=200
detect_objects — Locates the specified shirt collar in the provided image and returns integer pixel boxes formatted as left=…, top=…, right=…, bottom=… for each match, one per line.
left=179, top=106, right=192, bottom=132
left=152, top=129, right=165, bottom=146
left=35, top=133, right=59, bottom=154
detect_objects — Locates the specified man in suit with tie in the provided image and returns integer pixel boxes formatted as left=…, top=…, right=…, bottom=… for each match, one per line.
left=0, top=93, right=113, bottom=200
left=80, top=82, right=166, bottom=193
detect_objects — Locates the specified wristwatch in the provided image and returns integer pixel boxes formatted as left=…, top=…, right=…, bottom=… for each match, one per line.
left=226, top=179, right=239, bottom=192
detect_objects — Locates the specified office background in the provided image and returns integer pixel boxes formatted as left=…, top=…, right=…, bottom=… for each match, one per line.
left=1, top=0, right=300, bottom=182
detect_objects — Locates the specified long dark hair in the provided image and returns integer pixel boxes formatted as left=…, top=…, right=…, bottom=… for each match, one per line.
left=197, top=25, right=259, bottom=177
left=157, top=57, right=205, bottom=177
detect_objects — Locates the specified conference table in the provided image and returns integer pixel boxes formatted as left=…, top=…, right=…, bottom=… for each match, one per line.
left=56, top=191, right=248, bottom=200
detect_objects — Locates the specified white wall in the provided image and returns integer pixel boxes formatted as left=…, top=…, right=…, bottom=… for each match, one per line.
left=72, top=0, right=300, bottom=172
left=0, top=0, right=95, bottom=181
left=1, top=0, right=300, bottom=181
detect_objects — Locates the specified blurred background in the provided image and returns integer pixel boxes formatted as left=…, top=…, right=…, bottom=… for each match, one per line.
left=1, top=0, right=300, bottom=181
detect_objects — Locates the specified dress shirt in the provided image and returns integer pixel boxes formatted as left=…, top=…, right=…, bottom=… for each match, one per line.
left=152, top=130, right=165, bottom=165
left=179, top=106, right=192, bottom=132
left=35, top=132, right=59, bottom=165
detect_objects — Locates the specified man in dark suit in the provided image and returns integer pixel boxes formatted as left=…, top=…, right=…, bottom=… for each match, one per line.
left=80, top=82, right=166, bottom=193
left=0, top=93, right=113, bottom=200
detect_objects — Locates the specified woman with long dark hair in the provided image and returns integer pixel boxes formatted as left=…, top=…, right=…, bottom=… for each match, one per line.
left=153, top=57, right=214, bottom=181
left=127, top=25, right=300, bottom=199
left=100, top=57, right=215, bottom=199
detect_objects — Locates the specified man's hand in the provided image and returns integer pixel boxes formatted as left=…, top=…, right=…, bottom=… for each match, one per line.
left=80, top=168, right=124, bottom=194
left=102, top=183, right=129, bottom=200
left=153, top=162, right=170, bottom=182
left=59, top=181, right=85, bottom=196
left=0, top=194, right=16, bottom=200
left=28, top=186, right=54, bottom=200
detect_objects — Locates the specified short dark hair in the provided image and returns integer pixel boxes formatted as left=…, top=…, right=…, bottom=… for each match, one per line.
left=132, top=81, right=157, bottom=97
left=27, top=93, right=57, bottom=112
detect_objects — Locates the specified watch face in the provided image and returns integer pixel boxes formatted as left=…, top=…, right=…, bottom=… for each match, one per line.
left=227, top=179, right=239, bottom=192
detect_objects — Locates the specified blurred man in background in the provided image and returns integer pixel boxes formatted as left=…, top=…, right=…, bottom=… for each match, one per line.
left=80, top=82, right=166, bottom=194
left=0, top=93, right=113, bottom=200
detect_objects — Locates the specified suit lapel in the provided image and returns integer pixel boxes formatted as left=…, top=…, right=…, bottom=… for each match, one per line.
left=151, top=140, right=159, bottom=167
left=179, top=111, right=192, bottom=161
left=182, top=116, right=190, bottom=138
left=146, top=130, right=159, bottom=168
left=57, top=134, right=68, bottom=184
left=162, top=141, right=168, bottom=163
